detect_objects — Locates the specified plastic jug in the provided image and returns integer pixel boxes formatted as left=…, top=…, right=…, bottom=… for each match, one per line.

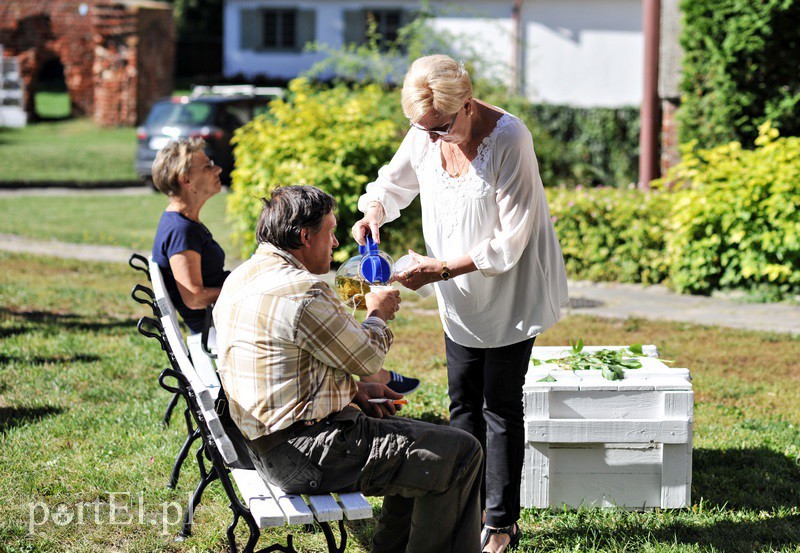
left=334, top=235, right=395, bottom=310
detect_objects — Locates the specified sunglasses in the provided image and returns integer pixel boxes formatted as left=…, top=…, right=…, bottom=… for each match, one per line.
left=409, top=109, right=460, bottom=136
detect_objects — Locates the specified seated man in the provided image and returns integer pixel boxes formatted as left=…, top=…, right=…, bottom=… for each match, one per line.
left=214, top=185, right=483, bottom=553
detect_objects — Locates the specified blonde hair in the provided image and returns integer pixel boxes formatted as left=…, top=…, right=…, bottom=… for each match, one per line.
left=151, top=138, right=206, bottom=196
left=401, top=54, right=473, bottom=123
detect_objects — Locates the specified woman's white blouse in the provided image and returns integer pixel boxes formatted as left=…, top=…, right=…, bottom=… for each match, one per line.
left=358, top=113, right=569, bottom=348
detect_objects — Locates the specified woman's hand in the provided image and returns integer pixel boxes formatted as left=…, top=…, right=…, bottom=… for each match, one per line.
left=352, top=202, right=385, bottom=245
left=392, top=249, right=443, bottom=290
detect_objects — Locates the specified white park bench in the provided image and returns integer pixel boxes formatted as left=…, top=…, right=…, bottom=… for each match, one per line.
left=129, top=253, right=375, bottom=552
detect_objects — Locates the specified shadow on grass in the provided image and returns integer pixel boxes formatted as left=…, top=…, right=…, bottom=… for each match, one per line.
left=0, top=405, right=64, bottom=435
left=343, top=517, right=376, bottom=552
left=0, top=308, right=138, bottom=332
left=693, top=447, right=800, bottom=510
left=657, top=514, right=800, bottom=553
left=0, top=353, right=101, bottom=365
left=0, top=326, right=29, bottom=339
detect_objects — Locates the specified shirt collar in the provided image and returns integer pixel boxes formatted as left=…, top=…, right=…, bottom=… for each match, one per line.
left=256, top=243, right=307, bottom=271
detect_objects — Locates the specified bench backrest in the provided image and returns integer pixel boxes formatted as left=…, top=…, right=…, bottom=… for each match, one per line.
left=148, top=257, right=188, bottom=357
left=159, top=312, right=239, bottom=466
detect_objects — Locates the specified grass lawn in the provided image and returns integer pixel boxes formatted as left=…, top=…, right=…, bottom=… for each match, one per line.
left=0, top=191, right=235, bottom=256
left=1, top=252, right=798, bottom=552
left=34, top=91, right=71, bottom=120
left=0, top=118, right=137, bottom=183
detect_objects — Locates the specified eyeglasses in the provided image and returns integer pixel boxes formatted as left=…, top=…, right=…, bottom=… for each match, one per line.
left=409, top=109, right=460, bottom=136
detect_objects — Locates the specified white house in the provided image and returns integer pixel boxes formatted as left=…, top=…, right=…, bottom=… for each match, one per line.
left=223, top=0, right=645, bottom=108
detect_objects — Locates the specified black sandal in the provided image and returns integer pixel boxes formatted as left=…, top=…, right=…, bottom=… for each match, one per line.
left=480, top=522, right=521, bottom=552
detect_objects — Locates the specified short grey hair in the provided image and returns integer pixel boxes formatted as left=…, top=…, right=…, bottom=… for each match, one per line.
left=151, top=138, right=206, bottom=196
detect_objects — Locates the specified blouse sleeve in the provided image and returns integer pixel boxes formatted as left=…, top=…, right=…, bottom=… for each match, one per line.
left=357, top=130, right=423, bottom=223
left=468, top=122, right=542, bottom=277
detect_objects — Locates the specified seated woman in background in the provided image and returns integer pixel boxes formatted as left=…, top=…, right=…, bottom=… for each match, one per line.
left=150, top=138, right=420, bottom=394
left=151, top=138, right=229, bottom=335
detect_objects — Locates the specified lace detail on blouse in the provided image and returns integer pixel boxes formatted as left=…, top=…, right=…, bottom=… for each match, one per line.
left=428, top=113, right=513, bottom=237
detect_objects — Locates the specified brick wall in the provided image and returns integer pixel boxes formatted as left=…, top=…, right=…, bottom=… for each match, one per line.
left=661, top=99, right=681, bottom=177
left=0, top=0, right=173, bottom=126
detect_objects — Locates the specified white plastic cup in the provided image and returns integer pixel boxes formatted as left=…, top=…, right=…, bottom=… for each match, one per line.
left=394, top=255, right=434, bottom=298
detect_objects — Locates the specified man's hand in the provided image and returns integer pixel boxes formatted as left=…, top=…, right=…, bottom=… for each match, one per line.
left=353, top=381, right=404, bottom=418
left=351, top=202, right=385, bottom=246
left=365, top=287, right=400, bottom=322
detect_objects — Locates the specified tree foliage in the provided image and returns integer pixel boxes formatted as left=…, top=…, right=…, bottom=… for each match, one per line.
left=678, top=0, right=800, bottom=147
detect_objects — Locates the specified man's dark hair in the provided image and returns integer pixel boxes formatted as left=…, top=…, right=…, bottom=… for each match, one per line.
left=255, top=186, right=337, bottom=249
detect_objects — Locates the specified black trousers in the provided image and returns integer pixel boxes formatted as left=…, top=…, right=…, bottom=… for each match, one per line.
left=445, top=334, right=535, bottom=529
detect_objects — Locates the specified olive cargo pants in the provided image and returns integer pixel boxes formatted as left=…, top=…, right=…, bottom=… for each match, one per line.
left=248, top=406, right=483, bottom=553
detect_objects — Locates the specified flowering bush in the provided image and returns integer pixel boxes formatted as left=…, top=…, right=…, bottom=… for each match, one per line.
left=227, top=78, right=425, bottom=261
left=660, top=122, right=800, bottom=297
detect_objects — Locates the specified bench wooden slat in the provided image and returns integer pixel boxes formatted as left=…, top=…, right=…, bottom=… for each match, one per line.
left=161, top=320, right=239, bottom=465
left=266, top=482, right=314, bottom=525
left=186, top=335, right=221, bottom=400
left=148, top=258, right=188, bottom=356
left=336, top=492, right=373, bottom=520
left=231, top=469, right=287, bottom=528
left=307, top=493, right=343, bottom=522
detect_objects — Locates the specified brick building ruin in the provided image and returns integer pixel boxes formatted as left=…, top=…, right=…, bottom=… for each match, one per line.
left=0, top=0, right=174, bottom=126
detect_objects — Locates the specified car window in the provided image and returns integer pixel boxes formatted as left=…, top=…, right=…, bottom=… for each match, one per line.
left=220, top=104, right=249, bottom=127
left=145, top=101, right=214, bottom=126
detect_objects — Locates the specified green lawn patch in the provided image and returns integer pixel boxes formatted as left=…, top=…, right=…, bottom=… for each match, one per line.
left=0, top=119, right=137, bottom=182
left=34, top=91, right=71, bottom=120
left=0, top=191, right=234, bottom=255
left=1, top=252, right=798, bottom=551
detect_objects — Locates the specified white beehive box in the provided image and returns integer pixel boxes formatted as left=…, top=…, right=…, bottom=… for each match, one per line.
left=522, top=345, right=692, bottom=510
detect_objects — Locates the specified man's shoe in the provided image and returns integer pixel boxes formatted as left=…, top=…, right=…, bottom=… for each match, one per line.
left=386, top=371, right=420, bottom=395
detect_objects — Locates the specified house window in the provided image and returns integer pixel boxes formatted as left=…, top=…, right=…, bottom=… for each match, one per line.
left=344, top=8, right=408, bottom=50
left=367, top=9, right=402, bottom=44
left=263, top=9, right=296, bottom=49
left=240, top=7, right=315, bottom=52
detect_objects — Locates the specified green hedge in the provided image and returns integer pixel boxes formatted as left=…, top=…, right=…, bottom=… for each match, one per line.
left=478, top=89, right=640, bottom=188
left=227, top=82, right=798, bottom=300
left=523, top=104, right=640, bottom=188
left=661, top=123, right=800, bottom=298
left=678, top=0, right=800, bottom=147
left=548, top=187, right=670, bottom=285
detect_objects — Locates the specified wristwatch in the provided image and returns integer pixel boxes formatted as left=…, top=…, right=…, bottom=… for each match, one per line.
left=440, top=261, right=451, bottom=281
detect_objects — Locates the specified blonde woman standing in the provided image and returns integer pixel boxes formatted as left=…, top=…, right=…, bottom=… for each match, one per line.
left=353, top=54, right=569, bottom=553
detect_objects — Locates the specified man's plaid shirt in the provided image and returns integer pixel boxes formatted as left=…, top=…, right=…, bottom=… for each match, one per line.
left=213, top=243, right=393, bottom=441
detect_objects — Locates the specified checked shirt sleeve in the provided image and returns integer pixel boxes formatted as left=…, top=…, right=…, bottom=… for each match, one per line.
left=295, top=283, right=393, bottom=377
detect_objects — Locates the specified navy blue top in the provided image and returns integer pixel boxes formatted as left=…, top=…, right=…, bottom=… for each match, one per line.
left=152, top=211, right=229, bottom=334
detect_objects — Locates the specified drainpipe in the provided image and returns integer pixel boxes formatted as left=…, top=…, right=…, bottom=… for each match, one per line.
left=638, top=0, right=660, bottom=189
left=512, top=0, right=523, bottom=95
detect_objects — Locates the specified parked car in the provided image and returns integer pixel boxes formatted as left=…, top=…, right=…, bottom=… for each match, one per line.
left=135, top=86, right=283, bottom=187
